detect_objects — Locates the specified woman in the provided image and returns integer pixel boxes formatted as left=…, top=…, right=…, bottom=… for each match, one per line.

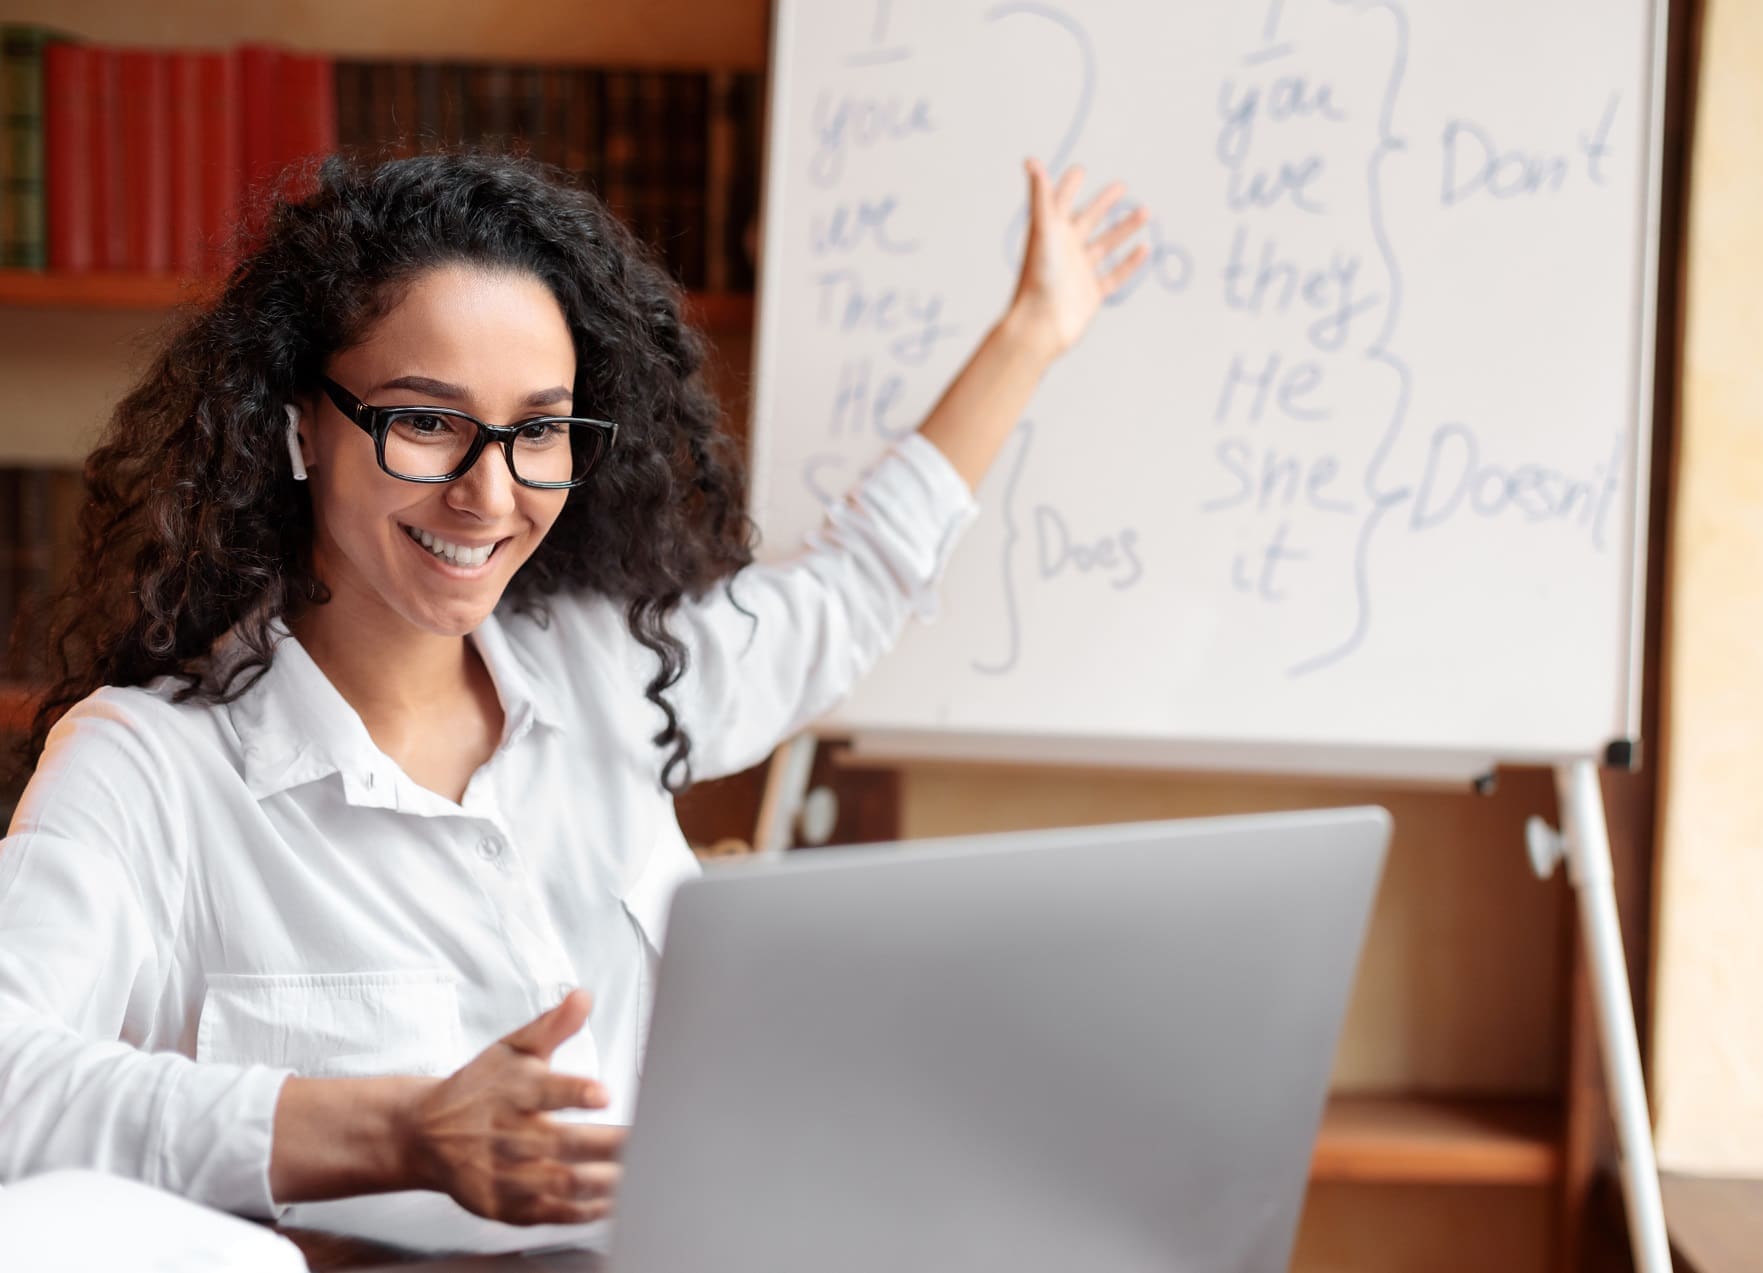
left=0, top=150, right=1147, bottom=1239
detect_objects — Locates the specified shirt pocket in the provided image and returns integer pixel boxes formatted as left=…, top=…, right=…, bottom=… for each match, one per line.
left=195, top=969, right=466, bottom=1078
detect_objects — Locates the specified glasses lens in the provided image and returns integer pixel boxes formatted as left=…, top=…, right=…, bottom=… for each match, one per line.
left=382, top=410, right=476, bottom=479
left=509, top=421, right=610, bottom=486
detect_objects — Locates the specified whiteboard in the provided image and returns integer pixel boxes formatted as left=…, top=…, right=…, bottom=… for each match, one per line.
left=748, top=0, right=1667, bottom=780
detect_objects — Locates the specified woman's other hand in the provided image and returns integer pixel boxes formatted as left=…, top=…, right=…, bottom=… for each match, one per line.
left=400, top=990, right=624, bottom=1225
left=909, top=156, right=1153, bottom=489
left=1004, top=158, right=1151, bottom=365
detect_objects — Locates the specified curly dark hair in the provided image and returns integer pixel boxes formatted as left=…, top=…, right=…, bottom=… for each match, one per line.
left=21, top=150, right=753, bottom=791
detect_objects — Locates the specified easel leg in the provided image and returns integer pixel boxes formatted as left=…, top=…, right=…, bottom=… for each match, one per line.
left=753, top=734, right=819, bottom=859
left=1555, top=760, right=1673, bottom=1273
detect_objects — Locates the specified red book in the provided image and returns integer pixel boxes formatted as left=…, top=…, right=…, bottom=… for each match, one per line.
left=196, top=50, right=241, bottom=275
left=167, top=51, right=204, bottom=275
left=276, top=52, right=336, bottom=199
left=118, top=49, right=172, bottom=273
left=88, top=45, right=125, bottom=270
left=237, top=43, right=282, bottom=201
left=43, top=41, right=93, bottom=272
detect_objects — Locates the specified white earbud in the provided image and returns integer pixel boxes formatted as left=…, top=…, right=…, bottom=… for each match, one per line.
left=284, top=403, right=308, bottom=481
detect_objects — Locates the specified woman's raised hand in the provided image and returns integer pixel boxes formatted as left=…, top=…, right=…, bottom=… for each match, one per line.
left=1005, top=158, right=1152, bottom=363
left=400, top=990, right=624, bottom=1226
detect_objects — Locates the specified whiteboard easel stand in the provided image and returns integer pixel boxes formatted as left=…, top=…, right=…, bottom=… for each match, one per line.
left=754, top=734, right=819, bottom=858
left=758, top=742, right=1673, bottom=1270
left=1526, top=759, right=1671, bottom=1273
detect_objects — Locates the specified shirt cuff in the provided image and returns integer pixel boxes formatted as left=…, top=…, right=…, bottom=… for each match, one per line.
left=849, top=434, right=982, bottom=622
left=155, top=1061, right=294, bottom=1219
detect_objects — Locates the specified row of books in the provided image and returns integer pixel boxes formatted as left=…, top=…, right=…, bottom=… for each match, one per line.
left=1, top=27, right=334, bottom=275
left=335, top=61, right=764, bottom=291
left=0, top=465, right=81, bottom=686
left=0, top=25, right=765, bottom=292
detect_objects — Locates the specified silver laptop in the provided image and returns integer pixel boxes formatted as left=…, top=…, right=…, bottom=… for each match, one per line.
left=608, top=806, right=1390, bottom=1273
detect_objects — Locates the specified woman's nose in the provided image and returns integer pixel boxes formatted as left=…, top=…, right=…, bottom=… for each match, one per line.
left=446, top=442, right=520, bottom=519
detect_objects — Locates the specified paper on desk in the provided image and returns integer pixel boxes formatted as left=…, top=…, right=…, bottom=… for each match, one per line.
left=279, top=1190, right=614, bottom=1256
left=0, top=1169, right=306, bottom=1271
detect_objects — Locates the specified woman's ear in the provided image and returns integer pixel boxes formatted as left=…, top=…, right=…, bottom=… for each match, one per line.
left=284, top=403, right=309, bottom=481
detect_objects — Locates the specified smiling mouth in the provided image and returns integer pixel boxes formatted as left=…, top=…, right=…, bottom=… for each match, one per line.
left=401, top=524, right=506, bottom=568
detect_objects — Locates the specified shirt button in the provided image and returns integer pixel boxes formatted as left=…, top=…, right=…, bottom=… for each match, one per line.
left=362, top=772, right=376, bottom=791
left=554, top=981, right=574, bottom=1004
left=476, top=836, right=506, bottom=862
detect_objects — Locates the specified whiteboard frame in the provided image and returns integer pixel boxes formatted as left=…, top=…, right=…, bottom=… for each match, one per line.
left=1619, top=0, right=1674, bottom=756
left=747, top=0, right=1674, bottom=778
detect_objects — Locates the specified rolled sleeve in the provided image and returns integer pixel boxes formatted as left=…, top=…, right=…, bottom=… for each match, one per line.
left=666, top=434, right=980, bottom=780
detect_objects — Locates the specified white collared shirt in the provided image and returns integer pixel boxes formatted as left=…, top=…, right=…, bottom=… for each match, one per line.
left=0, top=436, right=975, bottom=1226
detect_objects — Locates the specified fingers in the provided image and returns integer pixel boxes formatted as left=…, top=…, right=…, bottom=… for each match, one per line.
left=1074, top=180, right=1128, bottom=233
left=477, top=1132, right=624, bottom=1226
left=1099, top=243, right=1153, bottom=298
left=557, top=1161, right=621, bottom=1200
left=496, top=1163, right=617, bottom=1226
left=502, top=988, right=593, bottom=1062
left=522, top=1196, right=614, bottom=1227
left=554, top=1121, right=630, bottom=1163
left=1087, top=205, right=1151, bottom=263
left=532, top=1071, right=610, bottom=1114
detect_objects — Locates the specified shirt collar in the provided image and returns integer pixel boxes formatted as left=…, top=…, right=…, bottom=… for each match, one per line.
left=226, top=611, right=565, bottom=802
left=472, top=608, right=568, bottom=743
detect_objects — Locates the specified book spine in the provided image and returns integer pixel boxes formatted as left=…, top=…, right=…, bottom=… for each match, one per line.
left=196, top=49, right=241, bottom=275
left=440, top=62, right=472, bottom=149
left=473, top=63, right=515, bottom=151
left=118, top=49, right=173, bottom=273
left=275, top=52, right=336, bottom=200
left=665, top=72, right=709, bottom=290
left=535, top=67, right=568, bottom=174
left=512, top=64, right=544, bottom=164
left=387, top=61, right=418, bottom=156
left=727, top=71, right=764, bottom=293
left=705, top=70, right=735, bottom=294
left=167, top=51, right=205, bottom=274
left=41, top=38, right=90, bottom=272
left=598, top=70, right=638, bottom=232
left=237, top=42, right=282, bottom=209
left=560, top=67, right=597, bottom=190
left=333, top=59, right=369, bottom=154
left=2, top=26, right=54, bottom=269
left=633, top=72, right=667, bottom=264
left=88, top=45, right=125, bottom=270
left=413, top=62, right=443, bottom=153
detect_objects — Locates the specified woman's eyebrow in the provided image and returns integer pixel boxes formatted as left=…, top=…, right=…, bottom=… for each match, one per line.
left=374, top=374, right=573, bottom=408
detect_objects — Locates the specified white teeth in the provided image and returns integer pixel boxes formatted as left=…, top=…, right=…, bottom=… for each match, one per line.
left=404, top=526, right=495, bottom=567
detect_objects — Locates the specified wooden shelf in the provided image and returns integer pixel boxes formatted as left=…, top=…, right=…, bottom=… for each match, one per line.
left=0, top=271, right=216, bottom=311
left=1311, top=1093, right=1562, bottom=1186
left=0, top=270, right=753, bottom=326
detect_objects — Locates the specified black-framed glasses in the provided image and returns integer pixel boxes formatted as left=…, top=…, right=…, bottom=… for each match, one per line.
left=318, top=375, right=618, bottom=489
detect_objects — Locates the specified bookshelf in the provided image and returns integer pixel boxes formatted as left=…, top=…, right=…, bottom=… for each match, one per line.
left=0, top=270, right=754, bottom=328
left=1312, top=1094, right=1560, bottom=1186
